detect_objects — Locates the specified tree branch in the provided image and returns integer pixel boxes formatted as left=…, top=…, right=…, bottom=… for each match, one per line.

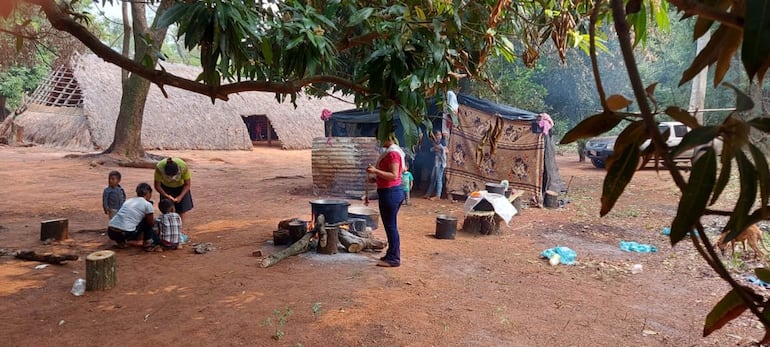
left=29, top=0, right=367, bottom=101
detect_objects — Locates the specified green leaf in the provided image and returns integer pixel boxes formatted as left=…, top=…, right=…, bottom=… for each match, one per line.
left=606, top=94, right=633, bottom=111
left=601, top=144, right=640, bottom=216
left=672, top=126, right=720, bottom=158
left=710, top=144, right=734, bottom=205
left=742, top=0, right=770, bottom=80
left=347, top=7, right=374, bottom=27
left=703, top=288, right=749, bottom=337
left=679, top=26, right=726, bottom=86
left=664, top=107, right=700, bottom=129
left=724, top=151, right=758, bottom=243
left=748, top=143, right=770, bottom=212
left=612, top=120, right=647, bottom=155
left=748, top=117, right=770, bottom=133
left=756, top=268, right=770, bottom=283
left=670, top=147, right=716, bottom=245
left=559, top=112, right=624, bottom=144
left=722, top=82, right=755, bottom=112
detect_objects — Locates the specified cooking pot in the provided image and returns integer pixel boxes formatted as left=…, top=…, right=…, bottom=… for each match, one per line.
left=348, top=205, right=380, bottom=230
left=310, top=199, right=350, bottom=224
left=485, top=183, right=506, bottom=195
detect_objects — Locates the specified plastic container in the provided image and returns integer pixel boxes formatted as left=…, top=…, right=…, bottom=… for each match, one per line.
left=71, top=278, right=86, bottom=296
left=631, top=264, right=643, bottom=274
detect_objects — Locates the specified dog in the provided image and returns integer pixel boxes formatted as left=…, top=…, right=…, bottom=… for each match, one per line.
left=716, top=224, right=770, bottom=259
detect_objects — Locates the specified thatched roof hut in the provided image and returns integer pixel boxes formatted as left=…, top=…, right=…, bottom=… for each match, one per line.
left=13, top=53, right=353, bottom=151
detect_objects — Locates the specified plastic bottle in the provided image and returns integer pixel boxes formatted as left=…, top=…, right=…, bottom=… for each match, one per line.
left=71, top=278, right=86, bottom=296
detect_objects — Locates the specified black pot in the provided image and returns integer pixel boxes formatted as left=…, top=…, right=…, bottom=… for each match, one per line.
left=435, top=215, right=458, bottom=239
left=310, top=199, right=350, bottom=224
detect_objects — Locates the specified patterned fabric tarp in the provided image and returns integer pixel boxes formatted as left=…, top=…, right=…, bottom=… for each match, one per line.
left=445, top=104, right=544, bottom=204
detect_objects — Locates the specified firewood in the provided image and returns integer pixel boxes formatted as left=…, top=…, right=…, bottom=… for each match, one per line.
left=318, top=226, right=339, bottom=255
left=338, top=229, right=386, bottom=252
left=261, top=214, right=332, bottom=267
left=15, top=250, right=78, bottom=265
left=260, top=232, right=314, bottom=268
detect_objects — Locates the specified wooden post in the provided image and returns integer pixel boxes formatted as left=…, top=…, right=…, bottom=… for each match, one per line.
left=318, top=226, right=339, bottom=255
left=85, top=250, right=117, bottom=291
left=41, top=218, right=68, bottom=241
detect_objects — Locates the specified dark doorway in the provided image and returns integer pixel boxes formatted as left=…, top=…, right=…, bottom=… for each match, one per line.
left=242, top=114, right=279, bottom=146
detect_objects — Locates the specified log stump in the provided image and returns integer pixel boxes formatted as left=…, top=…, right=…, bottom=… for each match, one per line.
left=462, top=211, right=501, bottom=235
left=318, top=226, right=339, bottom=255
left=85, top=250, right=117, bottom=291
left=41, top=218, right=68, bottom=241
left=544, top=190, right=559, bottom=209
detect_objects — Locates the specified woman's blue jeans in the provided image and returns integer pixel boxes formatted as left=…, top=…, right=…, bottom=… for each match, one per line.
left=426, top=165, right=445, bottom=198
left=378, top=186, right=404, bottom=264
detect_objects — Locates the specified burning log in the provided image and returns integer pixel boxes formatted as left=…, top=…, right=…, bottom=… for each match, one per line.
left=260, top=232, right=314, bottom=268
left=15, top=250, right=78, bottom=265
left=338, top=229, right=386, bottom=253
left=261, top=215, right=324, bottom=268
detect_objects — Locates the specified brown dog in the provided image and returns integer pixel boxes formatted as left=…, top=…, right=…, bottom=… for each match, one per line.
left=716, top=224, right=770, bottom=259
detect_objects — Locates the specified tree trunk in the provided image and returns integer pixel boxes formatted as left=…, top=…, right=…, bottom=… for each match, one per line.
left=40, top=218, right=68, bottom=241
left=338, top=229, right=386, bottom=252
left=318, top=226, right=339, bottom=255
left=103, top=0, right=172, bottom=159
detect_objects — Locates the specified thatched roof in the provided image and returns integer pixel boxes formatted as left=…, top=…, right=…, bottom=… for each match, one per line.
left=14, top=53, right=353, bottom=151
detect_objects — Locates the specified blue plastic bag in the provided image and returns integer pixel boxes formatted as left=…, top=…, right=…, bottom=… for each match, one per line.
left=540, top=246, right=577, bottom=265
left=619, top=241, right=657, bottom=253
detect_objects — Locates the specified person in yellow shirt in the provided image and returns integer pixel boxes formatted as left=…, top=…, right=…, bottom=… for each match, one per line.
left=154, top=157, right=193, bottom=222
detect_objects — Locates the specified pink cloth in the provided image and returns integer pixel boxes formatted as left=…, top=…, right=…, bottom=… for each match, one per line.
left=538, top=113, right=554, bottom=135
left=320, top=108, right=332, bottom=121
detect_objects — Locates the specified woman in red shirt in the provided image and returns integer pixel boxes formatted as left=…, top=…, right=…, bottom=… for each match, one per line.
left=366, top=135, right=405, bottom=267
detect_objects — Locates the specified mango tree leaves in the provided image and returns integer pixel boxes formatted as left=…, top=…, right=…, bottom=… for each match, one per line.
left=723, top=151, right=758, bottom=243
left=756, top=268, right=770, bottom=283
left=606, top=94, right=633, bottom=111
left=723, top=82, right=755, bottom=112
left=742, top=0, right=770, bottom=82
left=748, top=117, right=770, bottom=133
left=664, top=107, right=700, bottom=129
left=748, top=143, right=770, bottom=213
left=672, top=125, right=720, bottom=158
left=559, top=112, right=625, bottom=144
left=703, top=288, right=750, bottom=337
left=601, top=135, right=643, bottom=216
left=670, top=147, right=716, bottom=245
left=680, top=25, right=737, bottom=87
left=710, top=142, right=734, bottom=205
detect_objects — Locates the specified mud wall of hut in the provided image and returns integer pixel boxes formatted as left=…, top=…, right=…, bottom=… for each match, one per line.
left=311, top=137, right=379, bottom=197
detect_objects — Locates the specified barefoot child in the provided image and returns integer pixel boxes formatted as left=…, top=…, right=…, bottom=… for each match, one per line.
left=102, top=171, right=126, bottom=219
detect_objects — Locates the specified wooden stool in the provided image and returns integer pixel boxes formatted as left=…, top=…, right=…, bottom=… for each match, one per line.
left=462, top=210, right=502, bottom=235
left=86, top=250, right=117, bottom=291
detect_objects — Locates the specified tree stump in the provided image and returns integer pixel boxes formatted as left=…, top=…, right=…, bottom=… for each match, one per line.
left=544, top=190, right=559, bottom=209
left=318, top=226, right=339, bottom=255
left=41, top=218, right=68, bottom=241
left=462, top=211, right=500, bottom=235
left=85, top=250, right=117, bottom=291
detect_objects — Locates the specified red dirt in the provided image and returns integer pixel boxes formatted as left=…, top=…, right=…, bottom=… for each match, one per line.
left=0, top=145, right=766, bottom=346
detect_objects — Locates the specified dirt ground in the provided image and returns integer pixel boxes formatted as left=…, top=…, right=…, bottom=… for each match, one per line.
left=1, top=144, right=768, bottom=346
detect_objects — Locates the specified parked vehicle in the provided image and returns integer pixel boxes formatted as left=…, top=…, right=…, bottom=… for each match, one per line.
left=584, top=121, right=714, bottom=169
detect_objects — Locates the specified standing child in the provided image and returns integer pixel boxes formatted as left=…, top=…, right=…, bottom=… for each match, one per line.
left=152, top=199, right=184, bottom=250
left=102, top=170, right=126, bottom=220
left=401, top=164, right=414, bottom=205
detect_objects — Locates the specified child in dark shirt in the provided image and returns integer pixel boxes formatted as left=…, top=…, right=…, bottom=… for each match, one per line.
left=102, top=171, right=126, bottom=220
